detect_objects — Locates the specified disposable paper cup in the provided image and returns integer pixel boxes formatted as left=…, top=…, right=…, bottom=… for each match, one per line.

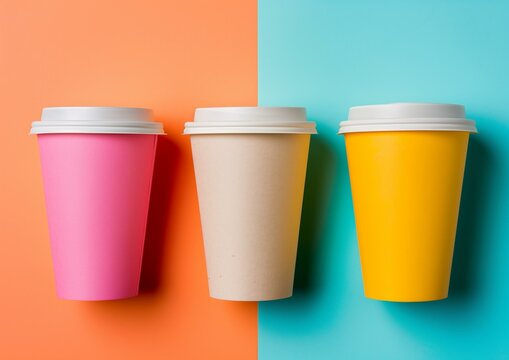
left=184, top=107, right=317, bottom=301
left=31, top=107, right=165, bottom=300
left=339, top=103, right=477, bottom=302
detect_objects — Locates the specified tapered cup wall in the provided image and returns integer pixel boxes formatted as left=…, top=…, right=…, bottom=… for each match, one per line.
left=345, top=131, right=469, bottom=301
left=38, top=134, right=157, bottom=300
left=191, top=134, right=310, bottom=301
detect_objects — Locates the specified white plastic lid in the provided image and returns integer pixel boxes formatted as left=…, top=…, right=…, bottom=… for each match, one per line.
left=338, top=103, right=477, bottom=134
left=30, top=107, right=165, bottom=135
left=183, top=107, right=317, bottom=134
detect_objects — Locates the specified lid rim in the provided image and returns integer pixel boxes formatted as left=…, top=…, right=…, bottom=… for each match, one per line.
left=32, top=121, right=162, bottom=128
left=32, top=106, right=165, bottom=135
left=31, top=129, right=165, bottom=135
left=338, top=128, right=478, bottom=134
left=338, top=118, right=477, bottom=133
left=338, top=123, right=477, bottom=134
left=183, top=126, right=317, bottom=135
left=30, top=127, right=166, bottom=135
left=184, top=121, right=316, bottom=130
left=339, top=117, right=474, bottom=123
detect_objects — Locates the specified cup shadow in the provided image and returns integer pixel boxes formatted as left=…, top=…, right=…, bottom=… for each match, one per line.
left=293, top=136, right=338, bottom=297
left=448, top=135, right=493, bottom=300
left=138, top=134, right=180, bottom=295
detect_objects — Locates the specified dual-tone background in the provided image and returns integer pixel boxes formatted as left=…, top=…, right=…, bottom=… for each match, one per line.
left=1, top=0, right=508, bottom=359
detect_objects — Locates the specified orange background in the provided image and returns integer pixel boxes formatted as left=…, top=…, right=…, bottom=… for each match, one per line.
left=0, top=0, right=257, bottom=359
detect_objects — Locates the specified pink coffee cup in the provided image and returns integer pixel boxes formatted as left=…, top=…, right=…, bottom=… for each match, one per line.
left=31, top=107, right=164, bottom=300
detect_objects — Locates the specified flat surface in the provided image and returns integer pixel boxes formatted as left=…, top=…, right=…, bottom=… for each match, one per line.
left=0, top=1, right=257, bottom=359
left=258, top=0, right=509, bottom=359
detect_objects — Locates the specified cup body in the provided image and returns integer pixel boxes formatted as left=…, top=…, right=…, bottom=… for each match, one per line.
left=38, top=133, right=157, bottom=300
left=191, top=134, right=311, bottom=301
left=345, top=130, right=469, bottom=301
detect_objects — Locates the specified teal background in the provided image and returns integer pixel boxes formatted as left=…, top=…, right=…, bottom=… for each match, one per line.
left=258, top=0, right=509, bottom=359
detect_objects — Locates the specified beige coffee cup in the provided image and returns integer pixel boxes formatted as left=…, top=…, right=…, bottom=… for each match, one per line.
left=184, top=107, right=317, bottom=301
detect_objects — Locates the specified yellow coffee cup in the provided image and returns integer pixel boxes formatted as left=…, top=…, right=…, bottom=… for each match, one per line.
left=339, top=103, right=477, bottom=302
